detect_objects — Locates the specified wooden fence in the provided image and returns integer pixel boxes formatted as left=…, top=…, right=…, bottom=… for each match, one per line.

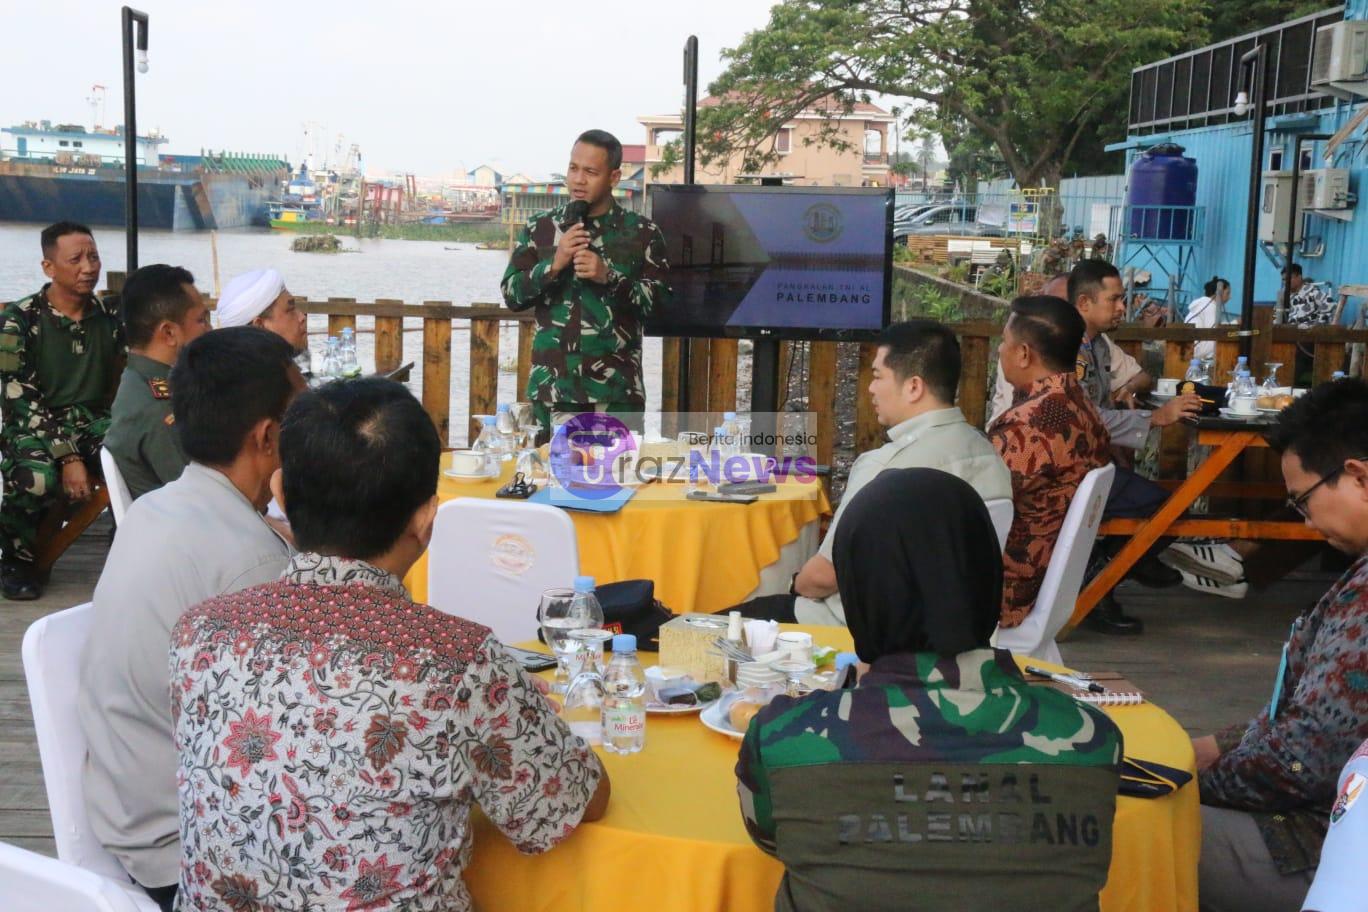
left=103, top=272, right=1368, bottom=467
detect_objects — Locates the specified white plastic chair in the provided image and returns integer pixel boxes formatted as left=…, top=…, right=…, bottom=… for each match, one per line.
left=984, top=498, right=1014, bottom=552
left=21, top=604, right=159, bottom=912
left=993, top=464, right=1115, bottom=663
left=0, top=842, right=152, bottom=912
left=426, top=499, right=579, bottom=644
left=98, top=449, right=133, bottom=526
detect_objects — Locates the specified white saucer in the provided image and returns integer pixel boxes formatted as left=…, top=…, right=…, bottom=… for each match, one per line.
left=443, top=466, right=499, bottom=483
left=646, top=699, right=713, bottom=715
left=700, top=700, right=745, bottom=739
left=1218, top=408, right=1266, bottom=420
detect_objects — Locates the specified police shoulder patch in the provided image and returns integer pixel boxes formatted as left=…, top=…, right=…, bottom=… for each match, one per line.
left=149, top=378, right=171, bottom=400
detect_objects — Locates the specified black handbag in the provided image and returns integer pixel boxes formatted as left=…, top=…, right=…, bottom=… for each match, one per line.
left=537, top=580, right=674, bottom=651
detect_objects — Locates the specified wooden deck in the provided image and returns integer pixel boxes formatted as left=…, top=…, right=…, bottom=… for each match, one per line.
left=0, top=519, right=1338, bottom=858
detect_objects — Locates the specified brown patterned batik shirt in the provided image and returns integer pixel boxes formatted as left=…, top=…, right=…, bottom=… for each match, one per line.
left=988, top=373, right=1111, bottom=627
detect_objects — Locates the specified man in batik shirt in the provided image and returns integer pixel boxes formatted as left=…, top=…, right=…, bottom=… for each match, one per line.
left=989, top=296, right=1110, bottom=627
left=170, top=379, right=609, bottom=911
left=1193, top=379, right=1368, bottom=912
left=501, top=129, right=670, bottom=438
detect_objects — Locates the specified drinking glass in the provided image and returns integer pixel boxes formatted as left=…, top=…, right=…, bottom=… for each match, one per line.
left=537, top=588, right=602, bottom=693
left=772, top=657, right=817, bottom=698
left=1261, top=363, right=1284, bottom=397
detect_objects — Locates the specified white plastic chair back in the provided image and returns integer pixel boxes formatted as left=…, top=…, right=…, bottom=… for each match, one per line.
left=426, top=498, right=579, bottom=644
left=99, top=449, right=133, bottom=526
left=993, top=464, right=1115, bottom=662
left=0, top=841, right=155, bottom=912
left=984, top=498, right=1014, bottom=552
left=21, top=604, right=131, bottom=883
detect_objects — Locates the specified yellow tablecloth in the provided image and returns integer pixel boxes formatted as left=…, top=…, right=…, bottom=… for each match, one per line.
left=464, top=628, right=1200, bottom=912
left=404, top=455, right=831, bottom=614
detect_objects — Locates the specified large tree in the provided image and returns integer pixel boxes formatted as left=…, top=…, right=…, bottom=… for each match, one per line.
left=686, top=0, right=1206, bottom=188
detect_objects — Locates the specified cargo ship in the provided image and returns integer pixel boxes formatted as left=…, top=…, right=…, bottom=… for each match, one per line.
left=0, top=120, right=290, bottom=230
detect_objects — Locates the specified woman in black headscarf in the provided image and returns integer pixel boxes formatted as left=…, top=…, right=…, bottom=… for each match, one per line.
left=735, top=468, right=1121, bottom=912
left=832, top=467, right=1002, bottom=661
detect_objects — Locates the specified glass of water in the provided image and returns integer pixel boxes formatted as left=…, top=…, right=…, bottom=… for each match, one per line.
left=538, top=588, right=595, bottom=692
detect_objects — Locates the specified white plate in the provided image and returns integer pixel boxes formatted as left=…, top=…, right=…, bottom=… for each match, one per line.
left=1218, top=408, right=1266, bottom=420
left=442, top=466, right=499, bottom=483
left=646, top=698, right=713, bottom=715
left=1256, top=406, right=1284, bottom=414
left=700, top=700, right=745, bottom=739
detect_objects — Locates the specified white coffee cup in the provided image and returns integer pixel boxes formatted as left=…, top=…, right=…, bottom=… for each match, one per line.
left=776, top=631, right=814, bottom=663
left=1156, top=378, right=1179, bottom=396
left=450, top=450, right=487, bottom=474
left=1231, top=396, right=1258, bottom=416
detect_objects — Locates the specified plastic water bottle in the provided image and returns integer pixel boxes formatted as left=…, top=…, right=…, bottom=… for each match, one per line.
left=1184, top=358, right=1206, bottom=384
left=1227, top=356, right=1249, bottom=395
left=339, top=327, right=361, bottom=378
left=601, top=633, right=647, bottom=754
left=712, top=425, right=730, bottom=461
left=470, top=416, right=499, bottom=473
left=570, top=576, right=604, bottom=631
left=1235, top=370, right=1257, bottom=399
left=321, top=337, right=341, bottom=379
left=722, top=411, right=742, bottom=456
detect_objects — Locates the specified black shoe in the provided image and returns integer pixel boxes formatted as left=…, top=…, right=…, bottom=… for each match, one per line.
left=1, top=560, right=41, bottom=601
left=1081, top=594, right=1144, bottom=636
left=1127, top=554, right=1183, bottom=589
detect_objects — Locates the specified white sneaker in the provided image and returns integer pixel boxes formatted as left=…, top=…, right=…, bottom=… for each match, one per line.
left=1161, top=541, right=1244, bottom=585
left=1178, top=570, right=1249, bottom=600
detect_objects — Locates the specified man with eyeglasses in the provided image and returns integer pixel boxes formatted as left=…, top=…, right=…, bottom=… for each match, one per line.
left=1191, top=378, right=1368, bottom=912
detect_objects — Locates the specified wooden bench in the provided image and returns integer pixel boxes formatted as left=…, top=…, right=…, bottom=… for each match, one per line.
left=34, top=484, right=110, bottom=574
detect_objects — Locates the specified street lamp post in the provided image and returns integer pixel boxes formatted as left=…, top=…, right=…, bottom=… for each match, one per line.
left=1234, top=43, right=1267, bottom=360
left=122, top=6, right=149, bottom=272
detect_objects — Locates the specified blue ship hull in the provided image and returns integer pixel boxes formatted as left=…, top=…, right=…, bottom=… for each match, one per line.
left=0, top=161, right=283, bottom=230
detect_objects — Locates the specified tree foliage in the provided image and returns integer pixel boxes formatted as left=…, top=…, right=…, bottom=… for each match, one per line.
left=693, top=0, right=1207, bottom=188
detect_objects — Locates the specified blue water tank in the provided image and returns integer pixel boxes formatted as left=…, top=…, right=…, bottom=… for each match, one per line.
left=1126, top=143, right=1198, bottom=240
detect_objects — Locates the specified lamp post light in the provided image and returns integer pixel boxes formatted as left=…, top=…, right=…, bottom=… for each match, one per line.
left=122, top=6, right=149, bottom=272
left=1236, top=43, right=1268, bottom=360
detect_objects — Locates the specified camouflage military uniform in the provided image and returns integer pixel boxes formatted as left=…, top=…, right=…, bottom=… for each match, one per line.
left=103, top=353, right=187, bottom=502
left=501, top=200, right=670, bottom=434
left=0, top=285, right=125, bottom=563
left=736, top=649, right=1122, bottom=912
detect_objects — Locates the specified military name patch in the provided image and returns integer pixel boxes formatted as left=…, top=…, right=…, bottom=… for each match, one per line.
left=149, top=378, right=171, bottom=400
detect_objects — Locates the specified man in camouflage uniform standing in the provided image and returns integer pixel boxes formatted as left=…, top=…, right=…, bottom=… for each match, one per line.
left=501, top=129, right=670, bottom=439
left=0, top=222, right=125, bottom=599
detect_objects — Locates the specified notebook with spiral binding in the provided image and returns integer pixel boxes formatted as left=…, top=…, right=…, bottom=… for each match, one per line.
left=1027, top=670, right=1146, bottom=706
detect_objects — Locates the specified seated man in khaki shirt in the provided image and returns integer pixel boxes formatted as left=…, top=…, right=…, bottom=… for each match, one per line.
left=734, top=320, right=1013, bottom=625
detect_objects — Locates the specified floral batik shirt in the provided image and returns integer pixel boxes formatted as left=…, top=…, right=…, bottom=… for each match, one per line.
left=169, top=553, right=601, bottom=912
left=988, top=372, right=1111, bottom=627
left=1201, top=554, right=1368, bottom=874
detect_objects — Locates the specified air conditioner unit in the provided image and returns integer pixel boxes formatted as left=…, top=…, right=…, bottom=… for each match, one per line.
left=1311, top=21, right=1368, bottom=98
left=1304, top=168, right=1351, bottom=210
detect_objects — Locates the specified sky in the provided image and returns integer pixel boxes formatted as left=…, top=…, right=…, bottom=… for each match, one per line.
left=2, top=0, right=791, bottom=180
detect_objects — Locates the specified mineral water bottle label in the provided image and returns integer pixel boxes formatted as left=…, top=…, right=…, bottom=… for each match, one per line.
left=602, top=705, right=646, bottom=752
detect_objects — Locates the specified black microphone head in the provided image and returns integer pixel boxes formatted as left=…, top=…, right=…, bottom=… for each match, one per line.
left=563, top=199, right=589, bottom=227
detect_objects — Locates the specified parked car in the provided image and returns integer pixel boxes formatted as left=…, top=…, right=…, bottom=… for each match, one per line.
left=894, top=205, right=1005, bottom=241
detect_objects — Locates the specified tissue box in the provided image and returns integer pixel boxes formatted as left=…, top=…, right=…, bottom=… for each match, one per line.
left=657, top=613, right=730, bottom=683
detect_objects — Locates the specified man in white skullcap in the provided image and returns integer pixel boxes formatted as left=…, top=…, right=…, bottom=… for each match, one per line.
left=216, top=268, right=308, bottom=353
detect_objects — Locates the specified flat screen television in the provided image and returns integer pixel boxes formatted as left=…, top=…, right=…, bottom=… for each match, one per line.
left=643, top=184, right=893, bottom=341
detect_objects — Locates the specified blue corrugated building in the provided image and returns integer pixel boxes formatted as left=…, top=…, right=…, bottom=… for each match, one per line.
left=1115, top=2, right=1367, bottom=325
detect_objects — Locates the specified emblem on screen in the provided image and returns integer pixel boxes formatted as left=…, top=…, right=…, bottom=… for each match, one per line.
left=549, top=412, right=637, bottom=499
left=802, top=203, right=843, bottom=243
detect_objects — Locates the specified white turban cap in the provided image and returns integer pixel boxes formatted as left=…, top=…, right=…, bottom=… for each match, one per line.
left=217, top=268, right=286, bottom=327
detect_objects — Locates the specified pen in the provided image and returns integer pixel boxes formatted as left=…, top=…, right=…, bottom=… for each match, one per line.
left=1025, top=665, right=1106, bottom=694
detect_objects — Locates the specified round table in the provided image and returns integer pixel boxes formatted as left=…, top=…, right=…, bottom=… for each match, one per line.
left=463, top=627, right=1199, bottom=912
left=404, top=454, right=830, bottom=614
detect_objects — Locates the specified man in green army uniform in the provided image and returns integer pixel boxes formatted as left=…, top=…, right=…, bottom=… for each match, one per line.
left=103, top=264, right=212, bottom=502
left=0, top=222, right=126, bottom=599
left=501, top=129, right=670, bottom=439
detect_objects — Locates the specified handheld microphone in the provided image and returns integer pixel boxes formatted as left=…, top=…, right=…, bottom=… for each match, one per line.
left=562, top=199, right=589, bottom=230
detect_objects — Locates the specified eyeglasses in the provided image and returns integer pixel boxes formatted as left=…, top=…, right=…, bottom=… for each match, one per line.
left=1287, top=457, right=1368, bottom=517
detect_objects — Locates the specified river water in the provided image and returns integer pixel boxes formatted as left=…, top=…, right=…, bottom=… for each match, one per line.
left=0, top=222, right=664, bottom=444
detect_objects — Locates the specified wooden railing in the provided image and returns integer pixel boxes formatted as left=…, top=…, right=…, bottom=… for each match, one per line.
left=101, top=272, right=1366, bottom=466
